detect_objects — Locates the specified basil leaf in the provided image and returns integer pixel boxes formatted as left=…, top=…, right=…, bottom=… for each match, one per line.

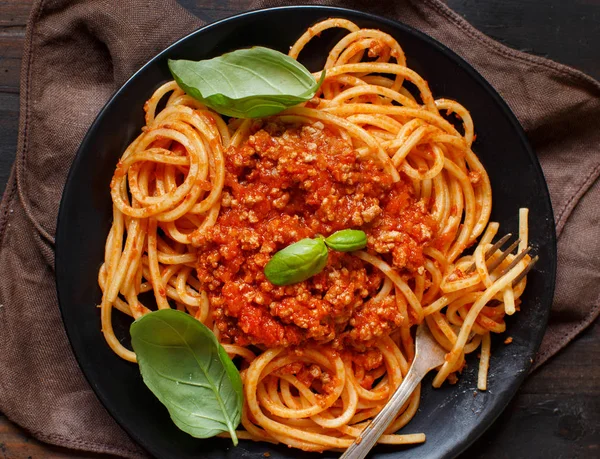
left=130, top=309, right=242, bottom=445
left=325, top=229, right=368, bottom=252
left=264, top=237, right=328, bottom=285
left=168, top=47, right=325, bottom=118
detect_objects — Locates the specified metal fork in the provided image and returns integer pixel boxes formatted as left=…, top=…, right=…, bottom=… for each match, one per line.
left=463, top=233, right=539, bottom=286
left=341, top=235, right=538, bottom=459
left=341, top=323, right=446, bottom=459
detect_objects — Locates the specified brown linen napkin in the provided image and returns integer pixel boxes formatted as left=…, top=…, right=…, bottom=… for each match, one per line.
left=0, top=0, right=598, bottom=457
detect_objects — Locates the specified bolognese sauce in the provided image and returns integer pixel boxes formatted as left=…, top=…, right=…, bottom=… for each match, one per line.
left=194, top=120, right=436, bottom=349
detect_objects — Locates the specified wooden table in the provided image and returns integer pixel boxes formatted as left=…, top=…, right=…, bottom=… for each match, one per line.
left=0, top=0, right=598, bottom=457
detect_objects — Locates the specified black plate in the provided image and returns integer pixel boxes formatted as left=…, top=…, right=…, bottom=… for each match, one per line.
left=55, top=6, right=556, bottom=459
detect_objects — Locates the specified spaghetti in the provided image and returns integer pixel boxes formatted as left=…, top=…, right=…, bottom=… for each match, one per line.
left=98, top=18, right=535, bottom=451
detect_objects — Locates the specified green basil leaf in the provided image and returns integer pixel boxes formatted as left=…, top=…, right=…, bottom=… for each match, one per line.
left=324, top=229, right=368, bottom=252
left=264, top=237, right=328, bottom=285
left=168, top=47, right=325, bottom=118
left=130, top=309, right=242, bottom=445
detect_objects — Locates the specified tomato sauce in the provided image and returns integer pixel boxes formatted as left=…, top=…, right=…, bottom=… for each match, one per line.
left=194, top=120, right=435, bottom=349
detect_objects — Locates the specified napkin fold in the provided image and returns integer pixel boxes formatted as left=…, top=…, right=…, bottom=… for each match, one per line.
left=0, top=0, right=598, bottom=456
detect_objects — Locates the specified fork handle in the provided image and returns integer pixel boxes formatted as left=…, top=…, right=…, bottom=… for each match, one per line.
left=340, top=359, right=429, bottom=459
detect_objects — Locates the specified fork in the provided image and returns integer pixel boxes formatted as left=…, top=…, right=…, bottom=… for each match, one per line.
left=341, top=323, right=446, bottom=459
left=463, top=233, right=538, bottom=286
left=341, top=235, right=538, bottom=459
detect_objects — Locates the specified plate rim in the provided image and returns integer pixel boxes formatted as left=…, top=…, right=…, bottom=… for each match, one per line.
left=55, top=5, right=557, bottom=459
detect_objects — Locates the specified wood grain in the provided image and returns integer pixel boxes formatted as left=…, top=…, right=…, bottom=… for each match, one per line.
left=447, top=0, right=600, bottom=80
left=0, top=93, right=18, bottom=191
left=0, top=0, right=598, bottom=458
left=0, top=413, right=106, bottom=459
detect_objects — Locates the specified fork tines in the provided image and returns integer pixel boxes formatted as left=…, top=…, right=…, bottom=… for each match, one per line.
left=510, top=254, right=539, bottom=287
left=463, top=233, right=537, bottom=287
left=464, top=233, right=512, bottom=275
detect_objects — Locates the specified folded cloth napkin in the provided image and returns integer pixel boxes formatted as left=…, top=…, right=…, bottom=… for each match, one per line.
left=0, top=0, right=598, bottom=457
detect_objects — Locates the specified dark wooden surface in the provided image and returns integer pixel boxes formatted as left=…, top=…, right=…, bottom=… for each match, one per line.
left=0, top=0, right=598, bottom=458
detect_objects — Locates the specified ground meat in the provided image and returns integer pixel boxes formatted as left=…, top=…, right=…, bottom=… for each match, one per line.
left=347, top=348, right=384, bottom=371
left=277, top=361, right=332, bottom=392
left=194, top=120, right=436, bottom=349
left=343, top=348, right=385, bottom=390
left=347, top=296, right=404, bottom=344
